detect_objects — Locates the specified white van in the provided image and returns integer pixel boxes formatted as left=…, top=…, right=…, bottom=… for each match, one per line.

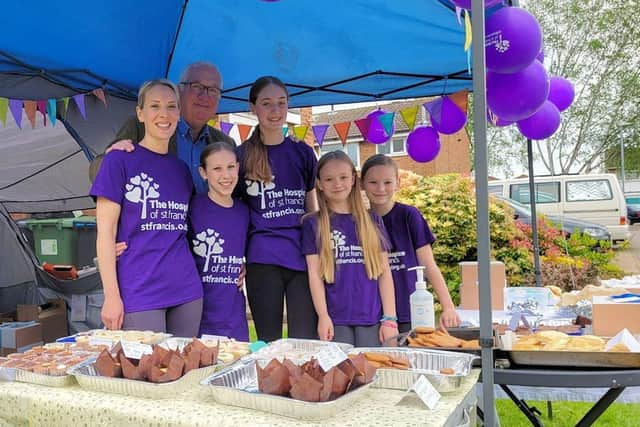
left=487, top=174, right=630, bottom=242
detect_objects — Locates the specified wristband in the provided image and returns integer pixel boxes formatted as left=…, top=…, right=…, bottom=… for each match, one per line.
left=381, top=320, right=398, bottom=329
left=380, top=315, right=398, bottom=322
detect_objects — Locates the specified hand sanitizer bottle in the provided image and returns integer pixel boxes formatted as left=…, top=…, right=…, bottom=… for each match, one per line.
left=409, top=266, right=435, bottom=329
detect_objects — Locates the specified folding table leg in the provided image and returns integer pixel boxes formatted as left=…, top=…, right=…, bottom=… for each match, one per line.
left=575, top=387, right=625, bottom=427
left=499, top=384, right=544, bottom=427
left=547, top=401, right=552, bottom=420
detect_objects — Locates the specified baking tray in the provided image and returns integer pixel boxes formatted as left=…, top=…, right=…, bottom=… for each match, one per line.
left=349, top=347, right=476, bottom=393
left=68, top=358, right=222, bottom=399
left=248, top=338, right=353, bottom=364
left=201, top=358, right=376, bottom=421
left=15, top=369, right=77, bottom=387
left=507, top=350, right=640, bottom=368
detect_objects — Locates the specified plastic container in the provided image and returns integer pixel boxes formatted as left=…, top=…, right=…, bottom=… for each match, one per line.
left=24, top=218, right=77, bottom=265
left=73, top=216, right=97, bottom=268
left=409, top=266, right=435, bottom=329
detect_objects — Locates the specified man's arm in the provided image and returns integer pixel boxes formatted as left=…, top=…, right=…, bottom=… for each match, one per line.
left=88, top=116, right=144, bottom=183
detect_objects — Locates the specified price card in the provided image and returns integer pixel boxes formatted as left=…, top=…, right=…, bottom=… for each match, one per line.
left=88, top=336, right=114, bottom=348
left=409, top=375, right=441, bottom=410
left=200, top=334, right=231, bottom=343
left=121, top=340, right=153, bottom=359
left=317, top=344, right=348, bottom=372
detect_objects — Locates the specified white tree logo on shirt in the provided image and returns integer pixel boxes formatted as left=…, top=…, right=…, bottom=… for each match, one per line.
left=125, top=173, right=160, bottom=219
left=330, top=230, right=346, bottom=259
left=245, top=178, right=276, bottom=210
left=192, top=228, right=224, bottom=273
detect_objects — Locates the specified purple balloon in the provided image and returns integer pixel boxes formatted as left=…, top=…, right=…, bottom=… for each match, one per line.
left=548, top=76, right=575, bottom=112
left=536, top=50, right=545, bottom=64
left=407, top=126, right=441, bottom=163
left=429, top=97, right=467, bottom=135
left=366, top=109, right=395, bottom=144
left=487, top=60, right=549, bottom=122
left=487, top=110, right=513, bottom=127
left=485, top=7, right=543, bottom=73
left=450, top=0, right=502, bottom=10
left=516, top=101, right=561, bottom=140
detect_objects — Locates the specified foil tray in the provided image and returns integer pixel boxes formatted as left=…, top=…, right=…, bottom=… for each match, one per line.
left=507, top=350, right=640, bottom=368
left=247, top=338, right=353, bottom=365
left=350, top=347, right=476, bottom=393
left=0, top=367, right=16, bottom=382
left=68, top=358, right=221, bottom=399
left=16, top=369, right=77, bottom=387
left=201, top=359, right=376, bottom=421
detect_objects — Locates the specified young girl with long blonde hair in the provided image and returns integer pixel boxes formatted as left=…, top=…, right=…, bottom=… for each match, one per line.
left=302, top=151, right=398, bottom=346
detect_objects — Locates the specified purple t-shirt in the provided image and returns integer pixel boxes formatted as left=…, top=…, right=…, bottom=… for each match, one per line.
left=383, top=202, right=436, bottom=323
left=302, top=212, right=387, bottom=326
left=90, top=145, right=203, bottom=313
left=188, top=193, right=250, bottom=341
left=236, top=137, right=317, bottom=271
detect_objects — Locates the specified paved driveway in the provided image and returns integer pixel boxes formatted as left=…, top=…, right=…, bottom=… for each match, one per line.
left=613, top=225, right=640, bottom=274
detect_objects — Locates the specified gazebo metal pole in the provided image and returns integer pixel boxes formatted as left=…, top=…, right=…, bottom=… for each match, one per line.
left=471, top=0, right=497, bottom=425
left=527, top=138, right=543, bottom=287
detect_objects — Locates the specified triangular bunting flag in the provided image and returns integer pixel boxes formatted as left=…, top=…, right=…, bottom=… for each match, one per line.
left=220, top=121, right=234, bottom=135
left=354, top=117, right=371, bottom=139
left=207, top=118, right=217, bottom=128
left=449, top=89, right=469, bottom=113
left=333, top=121, right=351, bottom=145
left=47, top=99, right=57, bottom=127
left=293, top=125, right=308, bottom=141
left=399, top=105, right=419, bottom=131
left=37, top=100, right=47, bottom=127
left=379, top=112, right=395, bottom=138
left=0, top=98, right=8, bottom=127
left=62, top=97, right=70, bottom=116
left=464, top=10, right=472, bottom=52
left=23, top=100, right=37, bottom=129
left=424, top=98, right=444, bottom=125
left=237, top=123, right=252, bottom=141
left=92, top=88, right=107, bottom=106
left=73, top=94, right=86, bottom=119
left=8, top=99, right=22, bottom=129
left=281, top=126, right=288, bottom=137
left=312, top=124, right=329, bottom=147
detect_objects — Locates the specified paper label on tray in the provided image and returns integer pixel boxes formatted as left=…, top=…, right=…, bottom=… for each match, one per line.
left=409, top=375, right=441, bottom=410
left=317, top=344, right=348, bottom=372
left=200, top=334, right=231, bottom=342
left=89, top=337, right=114, bottom=348
left=121, top=340, right=153, bottom=359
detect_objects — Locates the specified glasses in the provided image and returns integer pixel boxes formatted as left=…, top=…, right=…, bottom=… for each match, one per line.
left=180, top=81, right=221, bottom=98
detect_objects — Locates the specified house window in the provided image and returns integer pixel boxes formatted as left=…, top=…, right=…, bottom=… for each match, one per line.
left=318, top=141, right=360, bottom=168
left=376, top=135, right=406, bottom=156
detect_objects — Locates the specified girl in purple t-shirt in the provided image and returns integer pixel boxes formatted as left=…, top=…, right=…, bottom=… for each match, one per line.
left=91, top=80, right=203, bottom=335
left=189, top=142, right=250, bottom=341
left=361, top=154, right=460, bottom=331
left=302, top=151, right=398, bottom=347
left=235, top=76, right=318, bottom=342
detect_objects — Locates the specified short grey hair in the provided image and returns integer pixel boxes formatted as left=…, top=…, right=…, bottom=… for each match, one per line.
left=179, top=61, right=223, bottom=89
left=137, top=79, right=180, bottom=108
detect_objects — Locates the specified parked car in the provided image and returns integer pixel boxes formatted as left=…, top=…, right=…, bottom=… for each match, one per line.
left=625, top=193, right=640, bottom=225
left=495, top=196, right=612, bottom=242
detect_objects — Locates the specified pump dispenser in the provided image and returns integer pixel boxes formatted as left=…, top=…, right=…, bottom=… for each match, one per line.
left=409, top=266, right=435, bottom=329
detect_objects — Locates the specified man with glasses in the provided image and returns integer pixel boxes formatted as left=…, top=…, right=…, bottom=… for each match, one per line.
left=90, top=62, right=235, bottom=193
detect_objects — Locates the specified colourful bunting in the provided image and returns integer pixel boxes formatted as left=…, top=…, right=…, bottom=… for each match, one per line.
left=379, top=112, right=395, bottom=138
left=0, top=98, right=7, bottom=127
left=400, top=105, right=419, bottom=131
left=47, top=99, right=57, bottom=127
left=9, top=99, right=22, bottom=129
left=237, top=123, right=253, bottom=141
left=37, top=100, right=47, bottom=126
left=73, top=94, right=86, bottom=119
left=312, top=124, right=329, bottom=147
left=449, top=89, right=469, bottom=113
left=220, top=121, right=234, bottom=135
left=354, top=117, right=371, bottom=139
left=424, top=98, right=444, bottom=125
left=23, top=101, right=37, bottom=128
left=92, top=88, right=107, bottom=106
left=207, top=118, right=217, bottom=128
left=281, top=126, right=288, bottom=137
left=333, top=121, right=351, bottom=146
left=62, top=97, right=70, bottom=116
left=293, top=125, right=308, bottom=141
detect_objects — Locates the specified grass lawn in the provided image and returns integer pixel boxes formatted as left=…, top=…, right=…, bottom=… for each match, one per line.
left=497, top=399, right=640, bottom=426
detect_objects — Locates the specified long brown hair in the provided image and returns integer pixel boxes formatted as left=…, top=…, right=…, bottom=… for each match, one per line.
left=315, top=151, right=385, bottom=283
left=361, top=153, right=398, bottom=181
left=243, top=76, right=288, bottom=182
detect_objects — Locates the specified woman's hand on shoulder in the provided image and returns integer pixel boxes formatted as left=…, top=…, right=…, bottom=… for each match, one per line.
left=101, top=296, right=124, bottom=330
left=317, top=314, right=334, bottom=341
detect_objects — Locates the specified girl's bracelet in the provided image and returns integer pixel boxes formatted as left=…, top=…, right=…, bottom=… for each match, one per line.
left=381, top=320, right=398, bottom=329
left=380, top=315, right=398, bottom=322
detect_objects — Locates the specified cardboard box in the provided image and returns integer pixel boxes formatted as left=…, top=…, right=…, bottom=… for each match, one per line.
left=17, top=299, right=68, bottom=344
left=0, top=322, right=43, bottom=356
left=459, top=261, right=506, bottom=310
left=592, top=296, right=640, bottom=336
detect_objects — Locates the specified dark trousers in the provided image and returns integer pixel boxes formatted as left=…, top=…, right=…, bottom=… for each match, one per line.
left=246, top=263, right=318, bottom=342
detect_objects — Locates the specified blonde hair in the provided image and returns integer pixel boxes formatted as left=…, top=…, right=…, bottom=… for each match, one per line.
left=137, top=79, right=180, bottom=109
left=315, top=151, right=385, bottom=283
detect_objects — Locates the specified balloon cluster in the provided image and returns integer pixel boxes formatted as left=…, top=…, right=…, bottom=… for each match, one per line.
left=484, top=6, right=574, bottom=140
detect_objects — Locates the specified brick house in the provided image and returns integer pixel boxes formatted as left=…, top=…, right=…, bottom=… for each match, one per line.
left=309, top=98, right=471, bottom=177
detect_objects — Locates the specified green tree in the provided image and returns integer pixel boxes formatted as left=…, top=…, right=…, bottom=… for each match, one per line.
left=484, top=0, right=640, bottom=177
